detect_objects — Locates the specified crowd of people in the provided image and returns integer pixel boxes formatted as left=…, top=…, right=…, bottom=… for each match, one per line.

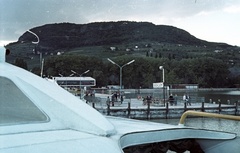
left=106, top=91, right=124, bottom=106
left=140, top=93, right=191, bottom=106
left=105, top=92, right=192, bottom=107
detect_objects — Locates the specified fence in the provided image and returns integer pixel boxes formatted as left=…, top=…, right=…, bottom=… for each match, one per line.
left=90, top=101, right=239, bottom=119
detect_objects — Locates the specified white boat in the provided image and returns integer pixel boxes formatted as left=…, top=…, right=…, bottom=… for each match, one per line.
left=1, top=46, right=240, bottom=153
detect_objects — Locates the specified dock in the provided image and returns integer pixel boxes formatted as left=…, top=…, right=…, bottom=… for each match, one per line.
left=86, top=95, right=240, bottom=119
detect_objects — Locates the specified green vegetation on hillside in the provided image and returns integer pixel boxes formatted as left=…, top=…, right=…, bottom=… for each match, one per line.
left=5, top=21, right=240, bottom=88
left=42, top=55, right=230, bottom=88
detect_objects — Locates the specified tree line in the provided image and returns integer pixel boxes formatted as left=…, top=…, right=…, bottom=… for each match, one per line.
left=21, top=54, right=234, bottom=89
left=14, top=54, right=237, bottom=88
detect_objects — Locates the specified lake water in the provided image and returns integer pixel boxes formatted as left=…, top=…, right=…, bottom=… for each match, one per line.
left=151, top=117, right=240, bottom=136
left=127, top=89, right=240, bottom=135
left=196, top=90, right=240, bottom=104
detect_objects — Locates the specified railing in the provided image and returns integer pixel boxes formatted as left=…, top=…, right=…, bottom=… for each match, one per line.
left=179, top=110, right=240, bottom=125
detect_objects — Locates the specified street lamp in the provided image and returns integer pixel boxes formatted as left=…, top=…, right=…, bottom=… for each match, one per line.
left=27, top=30, right=40, bottom=44
left=59, top=73, right=74, bottom=87
left=71, top=69, right=90, bottom=99
left=159, top=66, right=165, bottom=106
left=107, top=58, right=135, bottom=90
left=27, top=30, right=44, bottom=77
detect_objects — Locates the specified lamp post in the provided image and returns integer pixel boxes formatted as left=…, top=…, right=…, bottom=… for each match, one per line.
left=58, top=73, right=63, bottom=77
left=107, top=58, right=135, bottom=91
left=159, top=66, right=165, bottom=106
left=27, top=30, right=40, bottom=44
left=26, top=30, right=44, bottom=77
left=71, top=70, right=90, bottom=99
left=59, top=73, right=74, bottom=87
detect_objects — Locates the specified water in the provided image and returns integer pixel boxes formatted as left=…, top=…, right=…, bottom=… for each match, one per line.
left=123, top=89, right=240, bottom=135
left=197, top=90, right=240, bottom=104
left=151, top=118, right=240, bottom=136
left=129, top=89, right=240, bottom=136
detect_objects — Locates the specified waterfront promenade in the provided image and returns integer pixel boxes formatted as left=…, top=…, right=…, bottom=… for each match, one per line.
left=85, top=93, right=240, bottom=119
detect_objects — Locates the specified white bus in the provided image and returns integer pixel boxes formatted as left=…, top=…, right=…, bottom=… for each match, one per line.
left=53, top=77, right=96, bottom=88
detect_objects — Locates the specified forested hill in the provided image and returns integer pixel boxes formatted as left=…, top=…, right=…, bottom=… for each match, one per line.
left=5, top=21, right=240, bottom=88
left=12, top=21, right=231, bottom=51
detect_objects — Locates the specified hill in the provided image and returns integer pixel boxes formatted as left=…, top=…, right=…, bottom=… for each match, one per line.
left=5, top=21, right=240, bottom=88
left=6, top=21, right=240, bottom=68
left=8, top=21, right=232, bottom=51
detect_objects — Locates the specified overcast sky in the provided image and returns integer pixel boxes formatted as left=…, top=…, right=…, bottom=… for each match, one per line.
left=0, top=0, right=240, bottom=46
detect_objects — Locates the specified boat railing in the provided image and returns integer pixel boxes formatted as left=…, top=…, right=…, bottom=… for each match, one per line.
left=179, top=110, right=240, bottom=126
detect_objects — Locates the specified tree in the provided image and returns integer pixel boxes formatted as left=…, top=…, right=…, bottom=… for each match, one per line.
left=171, top=57, right=229, bottom=87
left=168, top=53, right=171, bottom=60
left=44, top=55, right=107, bottom=82
left=159, top=53, right=162, bottom=58
left=150, top=52, right=153, bottom=57
left=92, top=70, right=106, bottom=87
left=193, top=57, right=229, bottom=87
left=43, top=54, right=230, bottom=88
left=14, top=58, right=28, bottom=70
left=146, top=51, right=149, bottom=57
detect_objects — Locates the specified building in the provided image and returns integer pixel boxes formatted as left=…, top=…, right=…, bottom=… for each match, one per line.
left=171, top=84, right=198, bottom=89
left=53, top=77, right=96, bottom=88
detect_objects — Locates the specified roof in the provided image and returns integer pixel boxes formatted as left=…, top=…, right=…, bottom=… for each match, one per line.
left=54, top=76, right=95, bottom=81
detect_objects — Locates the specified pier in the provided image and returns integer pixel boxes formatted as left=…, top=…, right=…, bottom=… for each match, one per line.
left=87, top=97, right=240, bottom=119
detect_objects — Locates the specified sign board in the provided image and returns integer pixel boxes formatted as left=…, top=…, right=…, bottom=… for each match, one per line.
left=153, top=82, right=163, bottom=88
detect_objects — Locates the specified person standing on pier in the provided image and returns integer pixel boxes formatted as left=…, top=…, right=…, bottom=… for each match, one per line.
left=120, top=95, right=123, bottom=104
left=146, top=96, right=152, bottom=105
left=168, top=94, right=174, bottom=106
left=186, top=94, right=191, bottom=106
left=183, top=94, right=191, bottom=106
left=183, top=94, right=186, bottom=103
left=106, top=96, right=110, bottom=107
left=174, top=94, right=178, bottom=105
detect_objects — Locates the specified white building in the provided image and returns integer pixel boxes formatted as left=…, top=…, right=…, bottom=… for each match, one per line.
left=53, top=76, right=96, bottom=88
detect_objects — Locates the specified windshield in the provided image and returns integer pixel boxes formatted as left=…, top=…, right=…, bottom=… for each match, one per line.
left=0, top=77, right=48, bottom=125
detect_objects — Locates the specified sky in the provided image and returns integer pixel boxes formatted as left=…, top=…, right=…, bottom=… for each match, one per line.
left=0, top=0, right=240, bottom=47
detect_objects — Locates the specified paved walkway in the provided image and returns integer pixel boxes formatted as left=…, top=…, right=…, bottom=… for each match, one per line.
left=86, top=93, right=233, bottom=109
